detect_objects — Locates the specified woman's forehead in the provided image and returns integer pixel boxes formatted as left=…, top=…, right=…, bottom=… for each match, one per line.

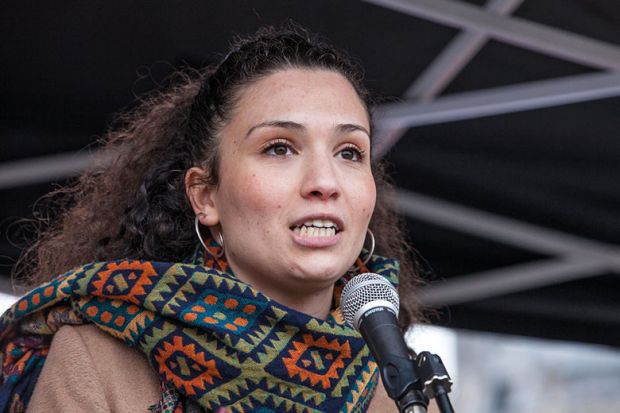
left=231, top=68, right=370, bottom=128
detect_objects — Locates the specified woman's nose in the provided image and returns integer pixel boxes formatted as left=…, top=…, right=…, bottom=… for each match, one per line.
left=300, top=155, right=341, bottom=201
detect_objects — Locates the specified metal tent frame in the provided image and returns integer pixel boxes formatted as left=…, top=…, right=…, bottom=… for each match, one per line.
left=1, top=1, right=618, bottom=325
left=363, top=0, right=620, bottom=308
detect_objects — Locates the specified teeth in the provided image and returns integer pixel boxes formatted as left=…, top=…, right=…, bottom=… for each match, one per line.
left=302, top=219, right=336, bottom=228
left=294, top=219, right=338, bottom=237
left=294, top=226, right=336, bottom=237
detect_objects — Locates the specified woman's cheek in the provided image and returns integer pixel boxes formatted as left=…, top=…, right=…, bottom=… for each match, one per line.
left=356, top=178, right=376, bottom=221
left=235, top=170, right=287, bottom=213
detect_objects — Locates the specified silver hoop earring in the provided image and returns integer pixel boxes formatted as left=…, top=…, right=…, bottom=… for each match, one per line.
left=215, top=231, right=225, bottom=253
left=351, top=228, right=375, bottom=272
left=361, top=228, right=375, bottom=266
left=194, top=215, right=224, bottom=258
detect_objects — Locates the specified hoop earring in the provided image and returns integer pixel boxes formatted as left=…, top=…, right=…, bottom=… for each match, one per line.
left=361, top=228, right=375, bottom=266
left=215, top=231, right=225, bottom=253
left=194, top=215, right=224, bottom=258
left=351, top=228, right=375, bottom=272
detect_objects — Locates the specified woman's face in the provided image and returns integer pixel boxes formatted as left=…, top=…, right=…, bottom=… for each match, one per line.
left=197, top=68, right=376, bottom=301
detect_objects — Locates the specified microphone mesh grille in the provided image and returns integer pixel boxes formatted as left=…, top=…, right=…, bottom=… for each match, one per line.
left=340, top=273, right=399, bottom=327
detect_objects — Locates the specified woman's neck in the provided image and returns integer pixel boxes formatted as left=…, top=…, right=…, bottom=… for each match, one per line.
left=233, top=270, right=335, bottom=319
left=266, top=285, right=335, bottom=319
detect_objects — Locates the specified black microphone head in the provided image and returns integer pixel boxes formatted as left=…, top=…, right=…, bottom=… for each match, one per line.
left=341, top=273, right=399, bottom=330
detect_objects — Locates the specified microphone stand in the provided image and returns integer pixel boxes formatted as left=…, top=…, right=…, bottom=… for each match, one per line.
left=415, top=351, right=455, bottom=413
left=377, top=350, right=455, bottom=413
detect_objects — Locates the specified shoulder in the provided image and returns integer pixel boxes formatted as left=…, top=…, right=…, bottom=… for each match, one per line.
left=27, top=324, right=160, bottom=413
left=61, top=324, right=157, bottom=380
left=55, top=323, right=143, bottom=365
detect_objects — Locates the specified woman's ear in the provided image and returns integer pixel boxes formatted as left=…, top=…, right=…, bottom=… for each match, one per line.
left=185, top=167, right=219, bottom=226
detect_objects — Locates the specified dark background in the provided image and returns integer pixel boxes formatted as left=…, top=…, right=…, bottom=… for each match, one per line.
left=1, top=1, right=619, bottom=347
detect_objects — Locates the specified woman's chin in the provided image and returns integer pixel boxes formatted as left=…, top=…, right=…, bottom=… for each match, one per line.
left=288, top=261, right=351, bottom=286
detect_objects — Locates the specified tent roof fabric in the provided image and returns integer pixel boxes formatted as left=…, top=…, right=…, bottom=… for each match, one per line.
left=1, top=0, right=619, bottom=347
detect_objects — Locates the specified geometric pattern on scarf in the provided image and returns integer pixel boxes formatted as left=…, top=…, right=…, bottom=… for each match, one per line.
left=0, top=242, right=400, bottom=413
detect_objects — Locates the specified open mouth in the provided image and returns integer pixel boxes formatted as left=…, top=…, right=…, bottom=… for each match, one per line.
left=291, top=219, right=340, bottom=237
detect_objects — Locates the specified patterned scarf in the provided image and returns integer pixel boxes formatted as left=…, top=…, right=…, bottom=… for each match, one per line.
left=0, top=241, right=400, bottom=413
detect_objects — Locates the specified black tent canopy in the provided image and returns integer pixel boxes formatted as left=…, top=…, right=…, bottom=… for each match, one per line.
left=1, top=0, right=619, bottom=346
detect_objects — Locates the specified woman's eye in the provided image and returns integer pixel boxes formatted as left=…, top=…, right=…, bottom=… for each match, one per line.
left=263, top=140, right=294, bottom=156
left=338, top=146, right=365, bottom=161
left=271, top=144, right=290, bottom=156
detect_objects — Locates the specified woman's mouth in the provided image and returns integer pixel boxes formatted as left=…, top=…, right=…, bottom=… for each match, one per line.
left=290, top=218, right=342, bottom=246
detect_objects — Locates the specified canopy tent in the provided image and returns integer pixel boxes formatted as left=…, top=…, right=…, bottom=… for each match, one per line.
left=1, top=0, right=619, bottom=347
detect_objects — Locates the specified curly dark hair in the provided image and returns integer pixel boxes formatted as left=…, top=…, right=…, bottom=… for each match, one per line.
left=13, top=26, right=425, bottom=328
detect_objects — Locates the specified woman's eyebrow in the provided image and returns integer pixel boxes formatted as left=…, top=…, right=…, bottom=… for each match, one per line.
left=245, top=120, right=304, bottom=139
left=336, top=123, right=370, bottom=137
left=244, top=120, right=370, bottom=139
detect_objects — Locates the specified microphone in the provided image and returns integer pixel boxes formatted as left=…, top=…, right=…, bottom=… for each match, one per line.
left=341, top=273, right=428, bottom=412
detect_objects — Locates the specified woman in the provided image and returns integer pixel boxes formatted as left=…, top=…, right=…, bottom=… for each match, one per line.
left=0, top=27, right=429, bottom=412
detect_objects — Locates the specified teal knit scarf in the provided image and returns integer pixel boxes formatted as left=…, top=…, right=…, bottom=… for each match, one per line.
left=0, top=243, right=400, bottom=412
